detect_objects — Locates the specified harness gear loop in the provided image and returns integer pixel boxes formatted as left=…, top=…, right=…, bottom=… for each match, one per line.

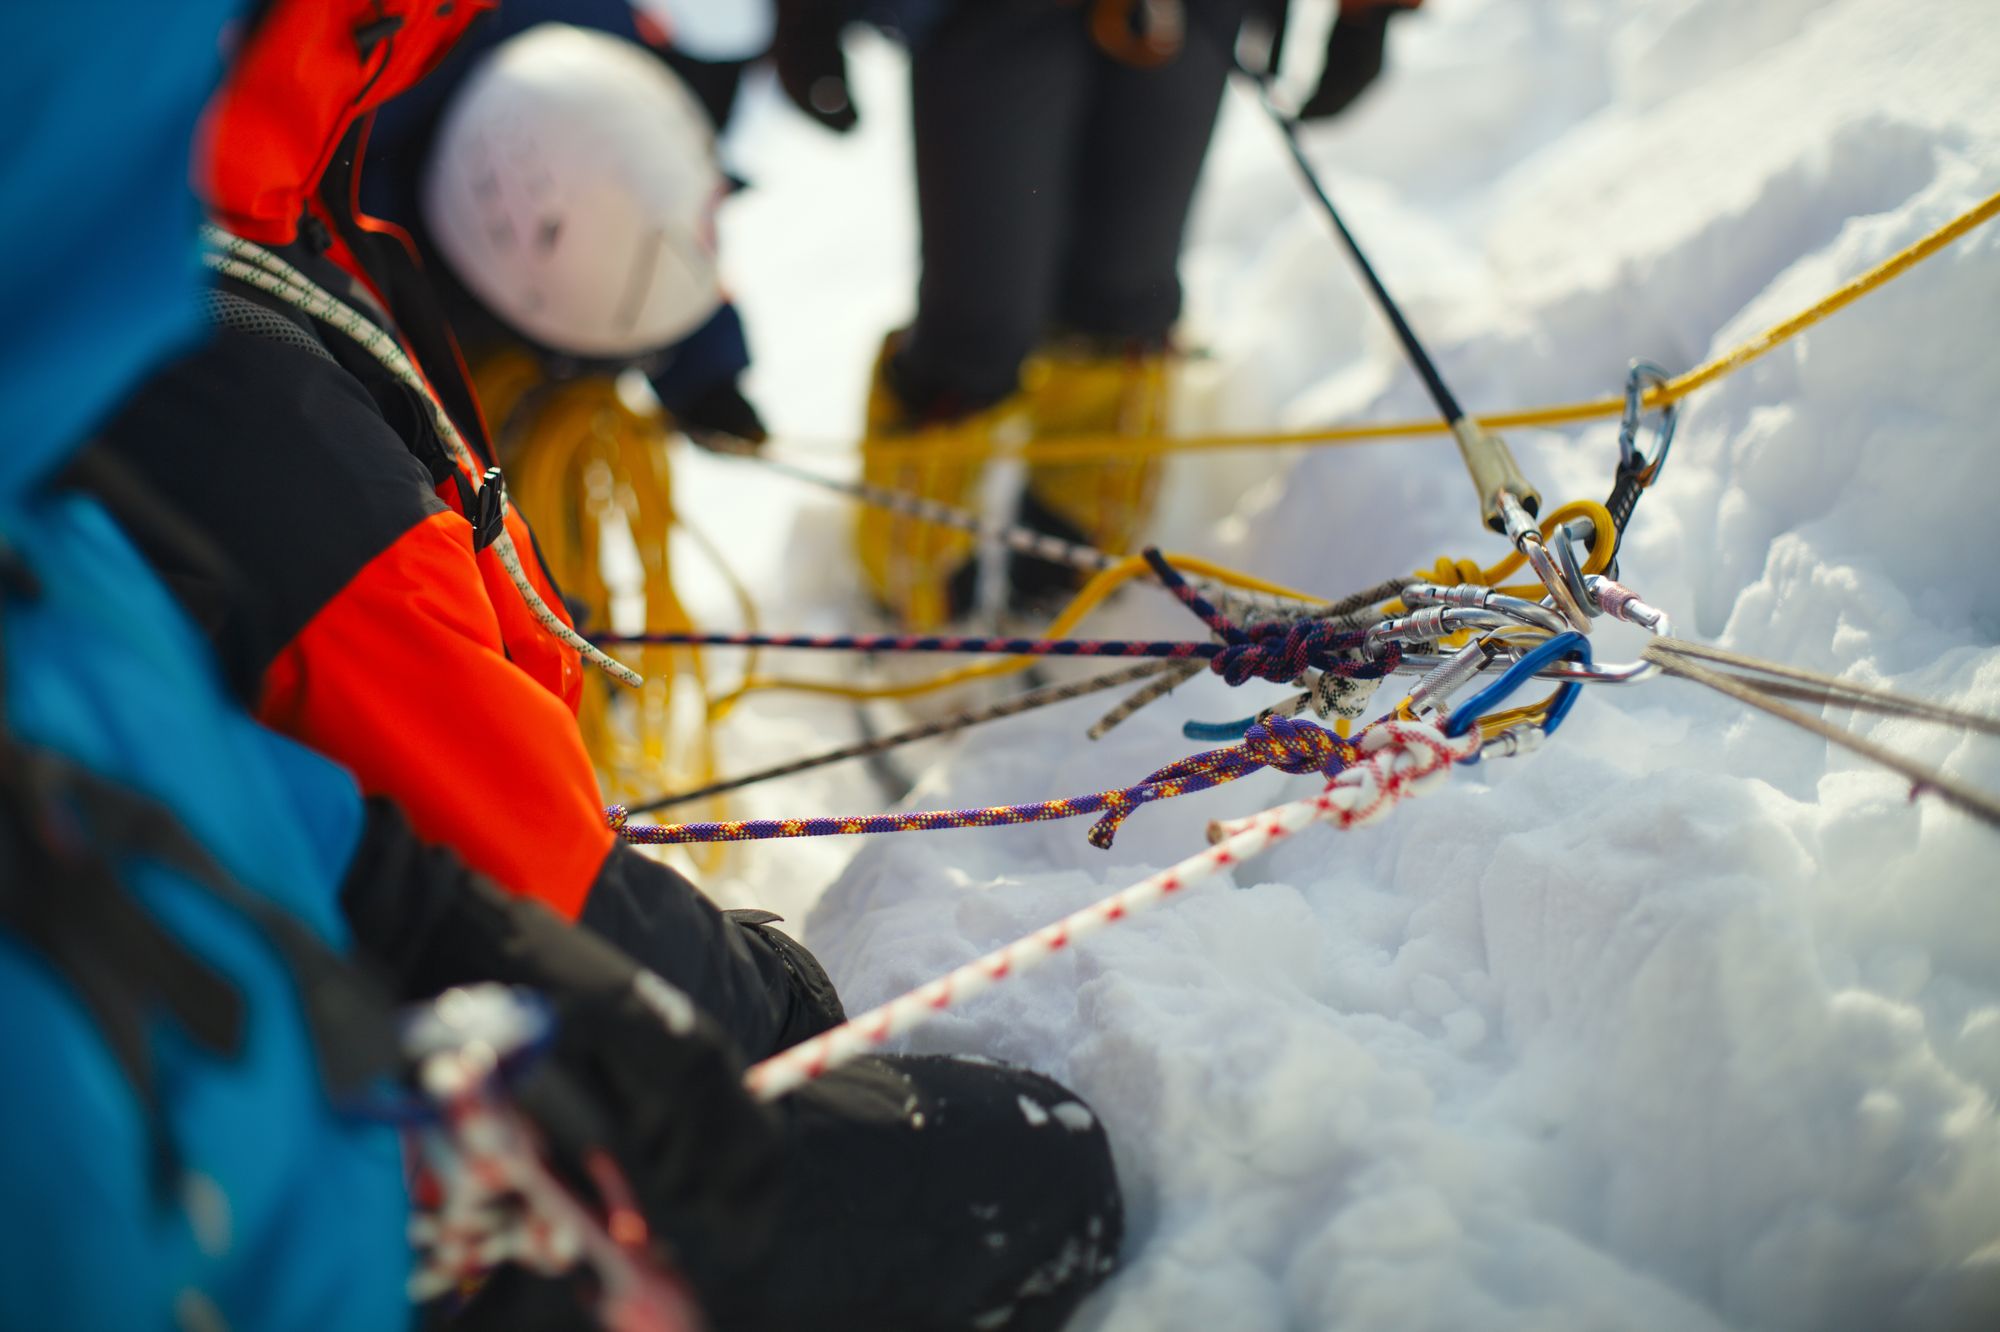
left=450, top=466, right=508, bottom=552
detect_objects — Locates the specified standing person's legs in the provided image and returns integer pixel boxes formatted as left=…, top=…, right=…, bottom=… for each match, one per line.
left=895, top=3, right=1094, bottom=414
left=860, top=3, right=1102, bottom=628
left=1056, top=2, right=1244, bottom=341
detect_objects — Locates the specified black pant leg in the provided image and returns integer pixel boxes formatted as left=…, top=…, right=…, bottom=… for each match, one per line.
left=1054, top=1, right=1248, bottom=341
left=698, top=1054, right=1124, bottom=1332
left=898, top=3, right=1094, bottom=413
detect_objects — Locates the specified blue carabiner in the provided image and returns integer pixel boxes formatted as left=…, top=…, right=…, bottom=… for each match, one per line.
left=1443, top=632, right=1594, bottom=745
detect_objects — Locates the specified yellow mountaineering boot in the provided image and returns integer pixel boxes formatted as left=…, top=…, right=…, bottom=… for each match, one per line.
left=854, top=335, right=1015, bottom=630
left=1015, top=337, right=1172, bottom=600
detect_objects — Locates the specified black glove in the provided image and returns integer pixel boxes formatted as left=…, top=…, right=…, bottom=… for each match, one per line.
left=674, top=376, right=769, bottom=451
left=436, top=978, right=781, bottom=1331
left=725, top=908, right=845, bottom=1047
left=340, top=801, right=783, bottom=1275
left=511, top=966, right=783, bottom=1275
left=1299, top=1, right=1418, bottom=121
left=772, top=0, right=858, bottom=132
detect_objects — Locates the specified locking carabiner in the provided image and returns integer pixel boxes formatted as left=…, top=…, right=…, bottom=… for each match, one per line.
left=1606, top=360, right=1679, bottom=569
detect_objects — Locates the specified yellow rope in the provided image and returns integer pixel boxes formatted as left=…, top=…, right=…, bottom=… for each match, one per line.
left=478, top=186, right=2000, bottom=725
left=1390, top=498, right=1617, bottom=613
left=844, top=188, right=2000, bottom=467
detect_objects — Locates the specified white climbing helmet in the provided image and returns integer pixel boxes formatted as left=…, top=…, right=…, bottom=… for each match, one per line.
left=630, top=0, right=775, bottom=62
left=422, top=22, right=724, bottom=359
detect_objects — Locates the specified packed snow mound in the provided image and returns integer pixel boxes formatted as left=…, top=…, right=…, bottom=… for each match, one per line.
left=698, top=0, right=2000, bottom=1327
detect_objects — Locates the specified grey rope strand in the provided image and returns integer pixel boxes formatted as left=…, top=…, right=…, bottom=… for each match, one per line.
left=1642, top=644, right=2000, bottom=828
left=627, top=660, right=1176, bottom=814
left=731, top=446, right=1119, bottom=575
left=728, top=446, right=1315, bottom=620
left=1088, top=660, right=1206, bottom=739
left=1649, top=638, right=2000, bottom=735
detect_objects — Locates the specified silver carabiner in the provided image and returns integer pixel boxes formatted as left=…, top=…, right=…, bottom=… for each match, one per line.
left=1402, top=582, right=1569, bottom=635
left=1499, top=490, right=1592, bottom=633
left=1618, top=360, right=1679, bottom=482
left=1534, top=575, right=1674, bottom=683
left=1549, top=517, right=1597, bottom=617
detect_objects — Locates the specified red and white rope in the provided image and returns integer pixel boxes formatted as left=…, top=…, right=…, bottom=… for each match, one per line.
left=745, top=719, right=1477, bottom=1101
left=408, top=1046, right=703, bottom=1331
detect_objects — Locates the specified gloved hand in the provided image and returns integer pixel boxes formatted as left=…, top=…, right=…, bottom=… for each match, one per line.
left=433, top=974, right=782, bottom=1331
left=341, top=801, right=784, bottom=1276
left=725, top=907, right=845, bottom=1048
left=513, top=968, right=783, bottom=1273
left=675, top=375, right=769, bottom=452
left=772, top=0, right=858, bottom=132
left=1299, top=0, right=1421, bottom=121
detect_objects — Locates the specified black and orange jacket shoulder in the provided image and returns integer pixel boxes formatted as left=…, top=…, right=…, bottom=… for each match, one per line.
left=133, top=237, right=612, bottom=905
left=102, top=243, right=803, bottom=1059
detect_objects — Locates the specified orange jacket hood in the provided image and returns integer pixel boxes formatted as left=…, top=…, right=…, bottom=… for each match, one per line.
left=200, top=0, right=493, bottom=244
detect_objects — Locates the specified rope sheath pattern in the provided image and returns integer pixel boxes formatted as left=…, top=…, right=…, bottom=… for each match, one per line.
left=600, top=626, right=1213, bottom=662
left=409, top=1049, right=701, bottom=1326
left=745, top=720, right=1478, bottom=1101
left=598, top=549, right=1399, bottom=688
left=1138, top=549, right=1403, bottom=686
left=610, top=714, right=1367, bottom=850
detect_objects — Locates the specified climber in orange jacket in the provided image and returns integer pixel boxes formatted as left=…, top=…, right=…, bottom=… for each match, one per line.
left=102, top=0, right=836, bottom=1059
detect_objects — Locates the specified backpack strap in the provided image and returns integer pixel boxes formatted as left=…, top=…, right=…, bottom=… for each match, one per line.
left=200, top=287, right=337, bottom=364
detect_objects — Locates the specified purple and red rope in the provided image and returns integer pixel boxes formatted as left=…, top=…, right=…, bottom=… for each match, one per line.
left=610, top=715, right=1367, bottom=849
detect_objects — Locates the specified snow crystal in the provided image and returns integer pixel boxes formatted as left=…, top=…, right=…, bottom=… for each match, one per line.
left=1051, top=1101, right=1097, bottom=1133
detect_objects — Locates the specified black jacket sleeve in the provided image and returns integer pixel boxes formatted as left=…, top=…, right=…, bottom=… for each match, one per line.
left=579, top=845, right=846, bottom=1061
left=341, top=798, right=785, bottom=1273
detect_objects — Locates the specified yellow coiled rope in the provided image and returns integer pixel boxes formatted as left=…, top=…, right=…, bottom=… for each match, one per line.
left=480, top=352, right=747, bottom=871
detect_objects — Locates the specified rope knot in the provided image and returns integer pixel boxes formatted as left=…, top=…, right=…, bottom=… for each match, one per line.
left=1239, top=716, right=1354, bottom=776
left=1139, top=547, right=1392, bottom=686
left=1085, top=715, right=1363, bottom=850
left=606, top=805, right=629, bottom=832
left=1211, top=619, right=1387, bottom=686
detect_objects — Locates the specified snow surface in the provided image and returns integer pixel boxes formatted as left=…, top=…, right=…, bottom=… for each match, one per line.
left=668, top=1, right=2000, bottom=1327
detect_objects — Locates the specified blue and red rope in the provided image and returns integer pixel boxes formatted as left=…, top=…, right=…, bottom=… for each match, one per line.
left=594, top=547, right=1401, bottom=688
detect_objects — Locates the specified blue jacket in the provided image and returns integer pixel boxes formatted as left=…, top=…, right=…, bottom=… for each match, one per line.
left=0, top=5, right=411, bottom=1327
